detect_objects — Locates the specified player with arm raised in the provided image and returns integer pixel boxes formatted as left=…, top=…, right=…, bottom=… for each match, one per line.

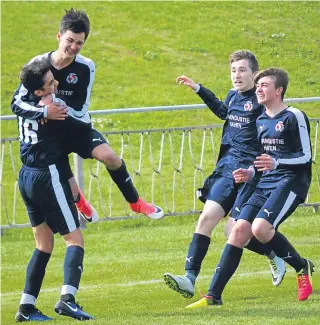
left=186, top=68, right=313, bottom=309
left=164, top=50, right=285, bottom=299
left=11, top=8, right=164, bottom=221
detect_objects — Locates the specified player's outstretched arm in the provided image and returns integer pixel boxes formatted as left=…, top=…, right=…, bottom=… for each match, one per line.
left=176, top=75, right=228, bottom=120
left=176, top=75, right=198, bottom=91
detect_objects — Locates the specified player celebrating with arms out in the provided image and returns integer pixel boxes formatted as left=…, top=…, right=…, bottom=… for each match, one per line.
left=164, top=51, right=285, bottom=299
left=11, top=8, right=164, bottom=222
left=187, top=68, right=314, bottom=309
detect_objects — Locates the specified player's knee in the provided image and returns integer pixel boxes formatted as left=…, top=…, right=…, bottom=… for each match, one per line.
left=35, top=237, right=54, bottom=253
left=228, top=223, right=250, bottom=247
left=33, top=223, right=54, bottom=253
left=63, top=228, right=84, bottom=248
left=251, top=219, right=271, bottom=243
left=198, top=212, right=212, bottom=227
left=93, top=146, right=121, bottom=167
left=196, top=212, right=219, bottom=235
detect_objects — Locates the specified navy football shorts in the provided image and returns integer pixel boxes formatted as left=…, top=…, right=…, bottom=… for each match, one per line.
left=66, top=127, right=108, bottom=159
left=207, top=173, right=256, bottom=217
left=236, top=180, right=303, bottom=229
left=18, top=164, right=80, bottom=235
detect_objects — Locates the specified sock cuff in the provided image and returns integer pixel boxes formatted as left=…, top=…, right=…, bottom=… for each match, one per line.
left=193, top=233, right=211, bottom=245
left=107, top=159, right=126, bottom=173
left=34, top=248, right=51, bottom=259
left=225, top=243, right=243, bottom=253
left=66, top=245, right=84, bottom=255
left=20, top=293, right=36, bottom=306
left=61, top=284, right=78, bottom=297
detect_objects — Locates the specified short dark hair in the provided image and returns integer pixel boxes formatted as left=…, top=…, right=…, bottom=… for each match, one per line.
left=20, top=57, right=52, bottom=93
left=255, top=68, right=289, bottom=99
left=60, top=8, right=90, bottom=40
left=229, top=50, right=259, bottom=73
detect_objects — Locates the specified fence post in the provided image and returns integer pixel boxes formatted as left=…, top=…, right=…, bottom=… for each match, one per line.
left=73, top=153, right=86, bottom=228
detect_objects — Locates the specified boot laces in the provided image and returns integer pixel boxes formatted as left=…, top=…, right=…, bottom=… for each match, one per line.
left=297, top=273, right=307, bottom=288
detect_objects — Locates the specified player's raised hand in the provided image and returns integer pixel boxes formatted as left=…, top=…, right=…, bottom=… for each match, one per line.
left=254, top=153, right=275, bottom=171
left=233, top=168, right=252, bottom=183
left=176, top=75, right=198, bottom=91
left=47, top=103, right=68, bottom=120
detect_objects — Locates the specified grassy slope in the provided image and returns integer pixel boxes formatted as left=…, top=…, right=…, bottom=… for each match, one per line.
left=1, top=1, right=320, bottom=134
left=1, top=3, right=320, bottom=323
left=1, top=1, right=320, bottom=221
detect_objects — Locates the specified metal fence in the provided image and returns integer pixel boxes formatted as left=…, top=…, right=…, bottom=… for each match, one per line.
left=1, top=98, right=320, bottom=229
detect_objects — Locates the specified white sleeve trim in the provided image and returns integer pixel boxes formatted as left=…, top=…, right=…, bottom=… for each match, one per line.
left=74, top=55, right=95, bottom=116
left=278, top=107, right=311, bottom=165
left=13, top=85, right=44, bottom=113
left=194, top=84, right=200, bottom=93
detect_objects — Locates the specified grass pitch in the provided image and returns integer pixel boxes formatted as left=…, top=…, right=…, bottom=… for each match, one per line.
left=1, top=2, right=320, bottom=324
left=1, top=210, right=319, bottom=325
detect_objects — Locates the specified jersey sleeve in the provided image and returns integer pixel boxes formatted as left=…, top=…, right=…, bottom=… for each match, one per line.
left=11, top=84, right=46, bottom=119
left=72, top=58, right=95, bottom=112
left=11, top=53, right=51, bottom=120
left=197, top=85, right=231, bottom=120
left=53, top=95, right=92, bottom=130
left=277, top=110, right=312, bottom=168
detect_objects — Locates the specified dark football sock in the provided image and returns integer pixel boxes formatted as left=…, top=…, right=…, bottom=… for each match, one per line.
left=60, top=293, right=76, bottom=303
left=245, top=236, right=272, bottom=256
left=265, top=232, right=306, bottom=272
left=23, top=249, right=51, bottom=299
left=107, top=160, right=139, bottom=203
left=63, top=246, right=84, bottom=290
left=184, top=233, right=211, bottom=283
left=19, top=304, right=37, bottom=313
left=208, top=244, right=243, bottom=300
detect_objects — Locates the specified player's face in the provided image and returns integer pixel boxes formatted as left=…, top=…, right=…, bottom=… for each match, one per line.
left=38, top=71, right=58, bottom=97
left=57, top=30, right=85, bottom=58
left=230, top=59, right=255, bottom=92
left=256, top=76, right=283, bottom=105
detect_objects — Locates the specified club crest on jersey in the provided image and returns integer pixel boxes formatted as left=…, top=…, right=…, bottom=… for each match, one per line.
left=275, top=121, right=284, bottom=132
left=244, top=101, right=253, bottom=111
left=66, top=73, right=78, bottom=84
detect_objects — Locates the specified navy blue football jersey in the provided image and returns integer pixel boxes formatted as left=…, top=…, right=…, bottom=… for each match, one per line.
left=198, top=85, right=264, bottom=178
left=256, top=106, right=312, bottom=199
left=11, top=51, right=95, bottom=167
left=14, top=91, right=90, bottom=168
left=11, top=52, right=95, bottom=121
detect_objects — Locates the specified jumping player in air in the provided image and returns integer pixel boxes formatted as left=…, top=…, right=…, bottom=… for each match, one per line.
left=11, top=8, right=164, bottom=222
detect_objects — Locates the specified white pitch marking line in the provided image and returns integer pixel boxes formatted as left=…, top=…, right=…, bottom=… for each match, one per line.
left=1, top=270, right=293, bottom=298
